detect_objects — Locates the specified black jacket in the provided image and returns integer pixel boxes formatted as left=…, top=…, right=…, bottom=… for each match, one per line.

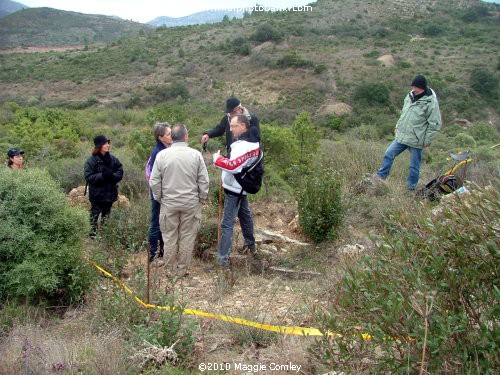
left=84, top=152, right=124, bottom=203
left=205, top=113, right=260, bottom=154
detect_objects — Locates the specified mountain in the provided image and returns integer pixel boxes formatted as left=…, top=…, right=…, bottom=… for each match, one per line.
left=0, top=7, right=153, bottom=48
left=0, top=0, right=25, bottom=18
left=148, top=10, right=245, bottom=27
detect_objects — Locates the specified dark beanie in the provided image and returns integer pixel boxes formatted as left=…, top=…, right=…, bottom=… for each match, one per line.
left=93, top=135, right=109, bottom=148
left=411, top=74, right=427, bottom=90
left=225, top=97, right=241, bottom=113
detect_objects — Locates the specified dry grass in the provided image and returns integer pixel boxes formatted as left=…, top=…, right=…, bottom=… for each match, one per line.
left=0, top=321, right=132, bottom=374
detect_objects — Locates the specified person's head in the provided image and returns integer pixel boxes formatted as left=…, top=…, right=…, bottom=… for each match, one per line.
left=153, top=122, right=172, bottom=146
left=411, top=74, right=427, bottom=94
left=7, top=148, right=24, bottom=168
left=226, top=97, right=243, bottom=115
left=171, top=124, right=189, bottom=142
left=92, top=135, right=111, bottom=156
left=229, top=114, right=249, bottom=138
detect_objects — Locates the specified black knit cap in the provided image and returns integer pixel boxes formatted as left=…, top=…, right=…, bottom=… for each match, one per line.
left=93, top=135, right=110, bottom=148
left=411, top=74, right=427, bottom=90
left=225, top=97, right=241, bottom=113
left=7, top=148, right=24, bottom=157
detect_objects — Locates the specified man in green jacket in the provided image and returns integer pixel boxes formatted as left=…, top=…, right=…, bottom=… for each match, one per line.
left=376, top=74, right=442, bottom=191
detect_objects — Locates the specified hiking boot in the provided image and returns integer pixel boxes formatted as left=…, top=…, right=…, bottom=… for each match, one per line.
left=238, top=244, right=257, bottom=255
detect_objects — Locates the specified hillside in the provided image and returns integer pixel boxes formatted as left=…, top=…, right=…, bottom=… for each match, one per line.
left=0, top=7, right=153, bottom=48
left=0, top=1, right=499, bottom=373
left=0, top=0, right=498, bottom=127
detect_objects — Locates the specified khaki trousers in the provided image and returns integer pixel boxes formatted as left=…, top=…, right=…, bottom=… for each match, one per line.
left=160, top=204, right=201, bottom=275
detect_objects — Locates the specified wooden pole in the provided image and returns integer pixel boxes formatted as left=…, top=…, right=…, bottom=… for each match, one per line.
left=217, top=179, right=223, bottom=244
left=146, top=244, right=150, bottom=304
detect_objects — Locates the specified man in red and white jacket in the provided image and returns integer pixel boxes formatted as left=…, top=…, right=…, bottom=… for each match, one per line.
left=213, top=114, right=260, bottom=267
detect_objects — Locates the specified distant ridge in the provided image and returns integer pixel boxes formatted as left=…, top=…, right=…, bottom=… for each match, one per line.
left=148, top=10, right=245, bottom=27
left=0, top=0, right=25, bottom=18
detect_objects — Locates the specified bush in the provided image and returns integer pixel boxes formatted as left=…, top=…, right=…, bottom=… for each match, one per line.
left=470, top=68, right=499, bottom=99
left=468, top=122, right=498, bottom=143
left=454, top=132, right=477, bottom=149
left=0, top=168, right=92, bottom=304
left=251, top=24, right=283, bottom=43
left=352, top=82, right=391, bottom=106
left=311, top=187, right=499, bottom=373
left=7, top=107, right=82, bottom=160
left=296, top=166, right=343, bottom=242
left=276, top=51, right=314, bottom=69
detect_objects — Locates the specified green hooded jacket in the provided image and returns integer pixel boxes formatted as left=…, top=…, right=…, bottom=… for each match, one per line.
left=394, top=88, right=442, bottom=149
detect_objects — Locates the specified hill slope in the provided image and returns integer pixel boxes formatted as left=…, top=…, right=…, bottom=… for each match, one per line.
left=0, top=0, right=498, bottom=125
left=0, top=7, right=152, bottom=48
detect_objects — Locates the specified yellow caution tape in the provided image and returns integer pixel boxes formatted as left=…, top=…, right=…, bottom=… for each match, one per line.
left=87, top=258, right=375, bottom=339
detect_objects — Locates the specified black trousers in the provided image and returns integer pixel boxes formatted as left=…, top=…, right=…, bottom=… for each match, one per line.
left=89, top=201, right=113, bottom=235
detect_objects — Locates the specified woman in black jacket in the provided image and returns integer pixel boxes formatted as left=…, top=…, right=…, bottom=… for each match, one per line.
left=84, top=135, right=124, bottom=238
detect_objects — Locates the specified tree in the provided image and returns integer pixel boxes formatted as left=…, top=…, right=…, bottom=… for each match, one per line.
left=291, top=112, right=320, bottom=163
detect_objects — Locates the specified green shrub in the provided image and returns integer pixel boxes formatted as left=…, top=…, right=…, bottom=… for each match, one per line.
left=251, top=24, right=283, bottom=43
left=470, top=68, right=499, bottom=99
left=260, top=123, right=300, bottom=172
left=311, top=187, right=499, bottom=373
left=45, top=156, right=87, bottom=193
left=0, top=168, right=92, bottom=304
left=454, top=132, right=477, bottom=148
left=352, top=82, right=391, bottom=106
left=7, top=107, right=82, bottom=160
left=296, top=166, right=343, bottom=242
left=276, top=51, right=314, bottom=69
left=292, top=112, right=320, bottom=164
left=468, top=122, right=498, bottom=143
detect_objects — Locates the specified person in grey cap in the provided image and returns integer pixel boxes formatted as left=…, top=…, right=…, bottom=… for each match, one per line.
left=373, top=74, right=442, bottom=191
left=84, top=135, right=124, bottom=238
left=6, top=148, right=25, bottom=169
left=201, top=97, right=259, bottom=156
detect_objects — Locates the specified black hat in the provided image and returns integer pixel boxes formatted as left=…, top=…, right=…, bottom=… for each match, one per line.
left=411, top=74, right=427, bottom=90
left=225, top=97, right=241, bottom=113
left=7, top=148, right=24, bottom=157
left=93, top=135, right=110, bottom=148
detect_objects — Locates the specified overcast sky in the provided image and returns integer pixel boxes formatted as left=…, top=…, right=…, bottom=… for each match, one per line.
left=18, top=0, right=316, bottom=23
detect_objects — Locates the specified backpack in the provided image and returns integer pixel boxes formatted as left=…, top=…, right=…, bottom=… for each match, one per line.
left=234, top=150, right=264, bottom=194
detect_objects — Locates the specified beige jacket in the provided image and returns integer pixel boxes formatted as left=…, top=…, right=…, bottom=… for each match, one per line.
left=149, top=142, right=209, bottom=209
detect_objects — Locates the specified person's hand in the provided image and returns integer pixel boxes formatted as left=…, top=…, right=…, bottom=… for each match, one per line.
left=201, top=134, right=209, bottom=144
left=212, top=150, right=221, bottom=163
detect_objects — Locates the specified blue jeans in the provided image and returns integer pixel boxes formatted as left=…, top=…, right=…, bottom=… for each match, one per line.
left=217, top=192, right=255, bottom=267
left=377, top=140, right=422, bottom=190
left=148, top=197, right=164, bottom=261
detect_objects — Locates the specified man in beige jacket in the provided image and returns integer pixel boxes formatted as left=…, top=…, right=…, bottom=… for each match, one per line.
left=149, top=124, right=209, bottom=277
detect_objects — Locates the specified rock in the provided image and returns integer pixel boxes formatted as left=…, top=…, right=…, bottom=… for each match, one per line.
left=454, top=118, right=472, bottom=129
left=288, top=215, right=300, bottom=233
left=67, top=185, right=130, bottom=210
left=337, top=244, right=365, bottom=262
left=377, top=54, right=394, bottom=67
left=322, top=102, right=353, bottom=116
